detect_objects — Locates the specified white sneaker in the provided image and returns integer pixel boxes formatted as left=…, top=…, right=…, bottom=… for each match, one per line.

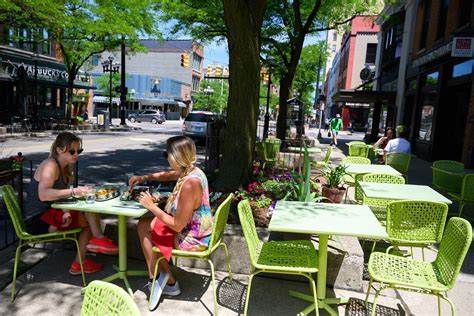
left=163, top=281, right=181, bottom=296
left=148, top=273, right=170, bottom=311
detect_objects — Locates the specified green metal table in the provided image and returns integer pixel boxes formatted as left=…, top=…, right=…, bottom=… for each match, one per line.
left=344, top=163, right=401, bottom=176
left=268, top=201, right=387, bottom=315
left=359, top=182, right=452, bottom=204
left=53, top=195, right=149, bottom=296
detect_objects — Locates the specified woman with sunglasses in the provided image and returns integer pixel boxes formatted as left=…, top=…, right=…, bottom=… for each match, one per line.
left=128, top=136, right=213, bottom=310
left=31, top=132, right=118, bottom=275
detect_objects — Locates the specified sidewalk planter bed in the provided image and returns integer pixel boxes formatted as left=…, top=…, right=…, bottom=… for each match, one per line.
left=0, top=155, right=23, bottom=182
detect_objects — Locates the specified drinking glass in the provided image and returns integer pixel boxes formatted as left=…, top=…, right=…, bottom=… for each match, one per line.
left=85, top=184, right=96, bottom=204
left=125, top=173, right=133, bottom=187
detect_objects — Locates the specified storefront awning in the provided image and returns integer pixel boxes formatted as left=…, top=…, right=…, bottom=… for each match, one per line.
left=332, top=90, right=396, bottom=104
left=133, top=98, right=186, bottom=107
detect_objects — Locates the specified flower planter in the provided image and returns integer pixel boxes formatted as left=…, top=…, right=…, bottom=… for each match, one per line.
left=0, top=169, right=21, bottom=182
left=321, top=186, right=346, bottom=203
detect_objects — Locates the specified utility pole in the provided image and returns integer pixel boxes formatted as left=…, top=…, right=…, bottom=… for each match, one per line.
left=120, top=36, right=127, bottom=125
left=315, top=55, right=322, bottom=139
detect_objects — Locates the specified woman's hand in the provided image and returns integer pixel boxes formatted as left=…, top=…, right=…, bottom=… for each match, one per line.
left=128, top=175, right=143, bottom=189
left=62, top=211, right=72, bottom=227
left=138, top=191, right=156, bottom=210
left=72, top=186, right=88, bottom=198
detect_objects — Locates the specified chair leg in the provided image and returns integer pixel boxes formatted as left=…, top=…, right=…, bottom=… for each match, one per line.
left=371, top=240, right=377, bottom=253
left=206, top=259, right=219, bottom=316
left=441, top=293, right=457, bottom=316
left=72, top=237, right=86, bottom=286
left=422, top=247, right=426, bottom=261
left=149, top=256, right=164, bottom=310
left=220, top=243, right=233, bottom=281
left=244, top=273, right=256, bottom=316
left=458, top=202, right=465, bottom=218
left=11, top=242, right=23, bottom=302
left=438, top=295, right=442, bottom=316
left=364, top=277, right=374, bottom=308
left=370, top=286, right=383, bottom=316
left=307, top=275, right=319, bottom=316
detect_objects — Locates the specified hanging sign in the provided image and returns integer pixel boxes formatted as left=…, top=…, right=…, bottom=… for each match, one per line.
left=451, top=37, right=474, bottom=57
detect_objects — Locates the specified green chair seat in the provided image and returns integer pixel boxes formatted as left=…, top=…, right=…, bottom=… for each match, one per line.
left=348, top=143, right=369, bottom=158
left=1, top=185, right=86, bottom=302
left=365, top=217, right=472, bottom=316
left=385, top=152, right=411, bottom=182
left=238, top=200, right=319, bottom=316
left=81, top=280, right=140, bottom=316
left=150, top=193, right=234, bottom=314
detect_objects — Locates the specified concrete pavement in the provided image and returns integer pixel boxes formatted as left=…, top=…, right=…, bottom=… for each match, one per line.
left=1, top=128, right=473, bottom=315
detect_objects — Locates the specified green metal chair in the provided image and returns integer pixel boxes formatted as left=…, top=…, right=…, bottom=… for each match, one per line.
left=81, top=280, right=140, bottom=316
left=432, top=160, right=464, bottom=193
left=385, top=152, right=411, bottom=182
left=150, top=193, right=234, bottom=314
left=364, top=217, right=472, bottom=316
left=313, top=146, right=332, bottom=169
left=341, top=157, right=371, bottom=202
left=1, top=184, right=86, bottom=302
left=359, top=173, right=405, bottom=220
left=255, top=141, right=265, bottom=164
left=262, top=138, right=281, bottom=169
left=237, top=200, right=319, bottom=316
left=448, top=174, right=474, bottom=219
left=348, top=143, right=369, bottom=158
left=384, top=200, right=448, bottom=260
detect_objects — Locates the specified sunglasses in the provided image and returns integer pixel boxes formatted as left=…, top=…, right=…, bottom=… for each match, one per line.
left=68, top=148, right=84, bottom=155
left=162, top=151, right=168, bottom=159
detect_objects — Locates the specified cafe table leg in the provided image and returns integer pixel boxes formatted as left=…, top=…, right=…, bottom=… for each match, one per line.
left=102, top=215, right=147, bottom=297
left=289, top=234, right=348, bottom=316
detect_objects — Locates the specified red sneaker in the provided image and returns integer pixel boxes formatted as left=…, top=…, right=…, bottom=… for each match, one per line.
left=69, top=258, right=103, bottom=275
left=86, top=237, right=119, bottom=254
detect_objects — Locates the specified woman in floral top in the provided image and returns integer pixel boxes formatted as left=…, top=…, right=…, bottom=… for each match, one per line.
left=129, top=136, right=213, bottom=309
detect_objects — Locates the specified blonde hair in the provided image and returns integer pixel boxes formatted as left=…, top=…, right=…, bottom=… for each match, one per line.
left=49, top=132, right=82, bottom=184
left=164, top=136, right=197, bottom=213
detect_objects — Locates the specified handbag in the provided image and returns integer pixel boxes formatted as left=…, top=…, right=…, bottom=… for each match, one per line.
left=327, top=131, right=332, bottom=137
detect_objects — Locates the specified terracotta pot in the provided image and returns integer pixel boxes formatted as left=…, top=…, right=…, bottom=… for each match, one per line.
left=321, top=186, right=346, bottom=204
left=249, top=201, right=270, bottom=227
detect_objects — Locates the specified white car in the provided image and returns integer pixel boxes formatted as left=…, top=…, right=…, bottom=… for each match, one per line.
left=182, top=111, right=219, bottom=139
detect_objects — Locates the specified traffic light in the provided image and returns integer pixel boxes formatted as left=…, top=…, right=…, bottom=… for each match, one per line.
left=180, top=54, right=189, bottom=68
left=207, top=64, right=213, bottom=76
left=263, top=72, right=269, bottom=83
left=215, top=64, right=221, bottom=77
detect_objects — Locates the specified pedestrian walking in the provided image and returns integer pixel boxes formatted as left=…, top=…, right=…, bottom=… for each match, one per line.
left=329, top=114, right=343, bottom=146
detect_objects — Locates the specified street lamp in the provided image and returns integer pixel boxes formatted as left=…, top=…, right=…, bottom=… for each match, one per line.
left=102, top=56, right=120, bottom=123
left=263, top=57, right=275, bottom=140
left=203, top=86, right=214, bottom=111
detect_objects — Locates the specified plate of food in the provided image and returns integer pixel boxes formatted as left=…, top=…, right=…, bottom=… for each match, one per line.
left=120, top=187, right=162, bottom=202
left=95, top=186, right=120, bottom=201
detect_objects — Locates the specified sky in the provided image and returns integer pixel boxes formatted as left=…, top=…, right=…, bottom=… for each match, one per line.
left=203, top=33, right=327, bottom=68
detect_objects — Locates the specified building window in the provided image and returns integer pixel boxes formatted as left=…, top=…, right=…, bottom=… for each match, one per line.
left=419, top=0, right=431, bottom=50
left=192, top=76, right=200, bottom=92
left=436, top=0, right=449, bottom=39
left=92, top=55, right=99, bottom=66
left=332, top=44, right=336, bottom=53
left=365, top=43, right=377, bottom=64
left=424, top=71, right=439, bottom=87
left=459, top=0, right=473, bottom=27
left=418, top=104, right=434, bottom=141
left=452, top=60, right=473, bottom=78
left=192, top=54, right=202, bottom=72
left=332, top=33, right=337, bottom=41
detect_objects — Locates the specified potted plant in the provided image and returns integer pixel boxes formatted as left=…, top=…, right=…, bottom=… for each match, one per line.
left=0, top=154, right=23, bottom=182
left=319, top=165, right=347, bottom=203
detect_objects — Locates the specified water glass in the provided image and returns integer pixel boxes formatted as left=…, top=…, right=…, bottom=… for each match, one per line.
left=85, top=184, right=96, bottom=204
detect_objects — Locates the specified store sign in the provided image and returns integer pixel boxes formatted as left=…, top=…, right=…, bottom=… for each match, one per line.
left=25, top=65, right=69, bottom=80
left=451, top=37, right=474, bottom=57
left=412, top=42, right=452, bottom=67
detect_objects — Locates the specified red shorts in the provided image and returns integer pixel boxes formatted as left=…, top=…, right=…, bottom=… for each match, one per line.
left=40, top=208, right=80, bottom=231
left=150, top=218, right=175, bottom=261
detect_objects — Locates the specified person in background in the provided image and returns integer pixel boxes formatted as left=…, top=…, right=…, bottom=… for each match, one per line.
left=329, top=114, right=343, bottom=146
left=373, top=127, right=394, bottom=164
left=383, top=125, right=411, bottom=161
left=129, top=136, right=213, bottom=310
left=31, top=132, right=118, bottom=276
left=324, top=117, right=330, bottom=132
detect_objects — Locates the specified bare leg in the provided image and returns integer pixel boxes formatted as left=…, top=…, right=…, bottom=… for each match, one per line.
left=83, top=212, right=104, bottom=238
left=138, top=217, right=175, bottom=284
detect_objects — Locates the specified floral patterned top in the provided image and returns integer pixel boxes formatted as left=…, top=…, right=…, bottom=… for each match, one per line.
left=170, top=167, right=213, bottom=251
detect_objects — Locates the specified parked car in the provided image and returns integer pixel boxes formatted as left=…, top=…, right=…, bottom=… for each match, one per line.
left=127, top=110, right=165, bottom=124
left=182, top=111, right=220, bottom=138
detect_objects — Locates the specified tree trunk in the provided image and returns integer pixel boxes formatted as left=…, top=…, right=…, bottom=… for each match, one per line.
left=66, top=65, right=77, bottom=119
left=216, top=0, right=266, bottom=191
